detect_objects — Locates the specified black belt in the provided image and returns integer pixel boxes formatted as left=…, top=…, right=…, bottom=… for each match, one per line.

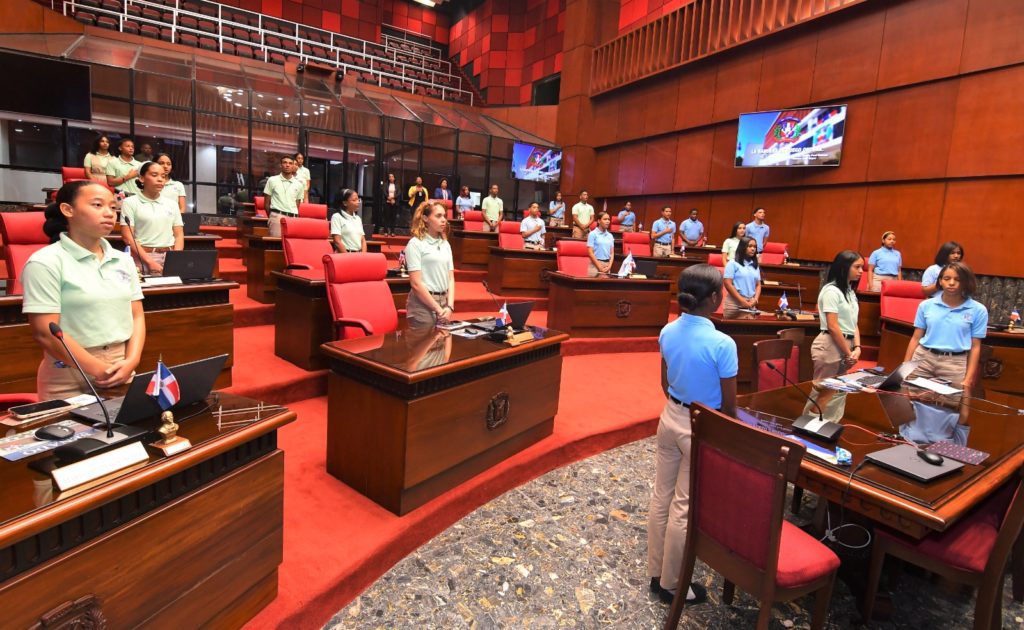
left=923, top=346, right=968, bottom=357
left=346, top=249, right=360, bottom=253
left=270, top=209, right=298, bottom=217
left=818, top=332, right=854, bottom=341
left=429, top=291, right=447, bottom=296
left=669, top=395, right=691, bottom=408
left=596, top=258, right=610, bottom=263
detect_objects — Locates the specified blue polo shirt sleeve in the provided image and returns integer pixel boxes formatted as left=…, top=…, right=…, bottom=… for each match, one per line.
left=913, top=299, right=929, bottom=329
left=921, top=265, right=939, bottom=287
left=971, top=303, right=988, bottom=338
left=587, top=229, right=597, bottom=249
left=724, top=260, right=738, bottom=280
left=869, top=248, right=880, bottom=266
left=715, top=335, right=739, bottom=378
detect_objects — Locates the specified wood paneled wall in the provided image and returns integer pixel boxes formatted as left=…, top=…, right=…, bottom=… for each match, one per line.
left=559, top=0, right=1024, bottom=277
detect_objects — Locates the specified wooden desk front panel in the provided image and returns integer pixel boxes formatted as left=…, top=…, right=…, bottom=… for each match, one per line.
left=0, top=452, right=283, bottom=629
left=487, top=248, right=556, bottom=296
left=245, top=238, right=284, bottom=304
left=760, top=264, right=823, bottom=310
left=547, top=277, right=671, bottom=337
left=856, top=291, right=882, bottom=349
left=713, top=318, right=817, bottom=391
left=451, top=231, right=498, bottom=271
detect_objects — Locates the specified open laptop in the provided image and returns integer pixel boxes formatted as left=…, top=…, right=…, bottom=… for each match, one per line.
left=72, top=354, right=228, bottom=426
left=841, top=360, right=918, bottom=391
left=631, top=259, right=659, bottom=278
left=474, top=301, right=535, bottom=335
left=865, top=444, right=964, bottom=482
left=162, top=250, right=217, bottom=282
left=182, top=213, right=203, bottom=235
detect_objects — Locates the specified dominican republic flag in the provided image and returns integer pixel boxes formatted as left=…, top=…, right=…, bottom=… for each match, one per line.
left=496, top=301, right=510, bottom=327
left=618, top=252, right=636, bottom=278
left=778, top=292, right=789, bottom=311
left=146, top=361, right=180, bottom=411
left=1012, top=308, right=1021, bottom=324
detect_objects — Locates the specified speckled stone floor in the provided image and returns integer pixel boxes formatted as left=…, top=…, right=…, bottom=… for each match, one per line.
left=324, top=437, right=1024, bottom=629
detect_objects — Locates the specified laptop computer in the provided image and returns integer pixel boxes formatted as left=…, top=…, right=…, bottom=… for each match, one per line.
left=631, top=259, right=659, bottom=278
left=474, top=301, right=535, bottom=336
left=72, top=354, right=228, bottom=426
left=841, top=361, right=918, bottom=391
left=162, top=250, right=217, bottom=282
left=865, top=444, right=964, bottom=482
left=182, top=213, right=203, bottom=235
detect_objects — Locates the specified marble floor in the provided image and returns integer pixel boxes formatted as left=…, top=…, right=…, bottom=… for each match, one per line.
left=325, top=438, right=1024, bottom=629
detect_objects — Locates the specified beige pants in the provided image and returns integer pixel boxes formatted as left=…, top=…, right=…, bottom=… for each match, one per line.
left=908, top=345, right=968, bottom=386
left=647, top=400, right=692, bottom=592
left=572, top=225, right=586, bottom=239
left=621, top=225, right=635, bottom=232
left=587, top=260, right=609, bottom=277
left=133, top=250, right=166, bottom=275
left=524, top=242, right=544, bottom=251
left=653, top=243, right=673, bottom=258
left=37, top=342, right=127, bottom=401
left=871, top=274, right=897, bottom=292
left=723, top=292, right=756, bottom=319
left=548, top=217, right=563, bottom=228
left=405, top=291, right=449, bottom=328
left=482, top=221, right=497, bottom=233
left=810, top=331, right=850, bottom=380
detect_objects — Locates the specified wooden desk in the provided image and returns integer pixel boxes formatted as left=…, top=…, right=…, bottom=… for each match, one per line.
left=486, top=247, right=556, bottom=297
left=710, top=313, right=818, bottom=391
left=322, top=326, right=569, bottom=514
left=856, top=290, right=882, bottom=349
left=612, top=254, right=702, bottom=292
left=878, top=316, right=1024, bottom=396
left=738, top=386, right=1024, bottom=538
left=107, top=233, right=223, bottom=275
left=239, top=212, right=269, bottom=238
left=543, top=226, right=574, bottom=249
left=245, top=236, right=283, bottom=304
left=679, top=244, right=719, bottom=262
left=547, top=272, right=671, bottom=337
left=272, top=270, right=410, bottom=370
left=759, top=263, right=824, bottom=310
left=0, top=280, right=237, bottom=394
left=450, top=229, right=498, bottom=271
left=0, top=393, right=293, bottom=628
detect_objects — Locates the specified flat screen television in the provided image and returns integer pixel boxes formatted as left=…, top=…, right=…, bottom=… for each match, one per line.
left=735, top=105, right=846, bottom=168
left=0, top=51, right=91, bottom=122
left=511, top=142, right=561, bottom=183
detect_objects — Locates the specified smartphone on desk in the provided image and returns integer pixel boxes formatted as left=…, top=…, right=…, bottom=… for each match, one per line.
left=9, top=399, right=73, bottom=419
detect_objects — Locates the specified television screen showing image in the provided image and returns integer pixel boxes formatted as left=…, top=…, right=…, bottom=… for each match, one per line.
left=735, top=105, right=846, bottom=168
left=511, top=142, right=561, bottom=183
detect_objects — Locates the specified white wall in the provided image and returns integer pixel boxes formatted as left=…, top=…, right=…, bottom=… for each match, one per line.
left=196, top=145, right=217, bottom=214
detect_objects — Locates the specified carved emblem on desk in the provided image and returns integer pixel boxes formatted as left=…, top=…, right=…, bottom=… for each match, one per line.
left=983, top=357, right=1003, bottom=379
left=34, top=594, right=107, bottom=630
left=486, top=392, right=511, bottom=430
left=616, top=299, right=632, bottom=318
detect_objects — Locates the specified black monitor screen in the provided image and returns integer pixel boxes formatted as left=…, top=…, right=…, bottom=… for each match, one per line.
left=0, top=51, right=91, bottom=122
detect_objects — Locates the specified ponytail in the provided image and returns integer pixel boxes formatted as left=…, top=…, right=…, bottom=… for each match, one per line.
left=43, top=180, right=94, bottom=243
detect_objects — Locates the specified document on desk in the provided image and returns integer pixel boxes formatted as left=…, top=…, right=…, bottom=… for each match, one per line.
left=906, top=377, right=962, bottom=396
left=142, top=276, right=183, bottom=287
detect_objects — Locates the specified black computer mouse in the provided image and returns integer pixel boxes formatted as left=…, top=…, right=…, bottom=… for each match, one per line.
left=917, top=450, right=944, bottom=466
left=34, top=424, right=75, bottom=441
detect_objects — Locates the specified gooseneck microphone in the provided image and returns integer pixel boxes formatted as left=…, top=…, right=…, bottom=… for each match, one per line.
left=765, top=362, right=844, bottom=442
left=481, top=280, right=502, bottom=311
left=49, top=322, right=114, bottom=438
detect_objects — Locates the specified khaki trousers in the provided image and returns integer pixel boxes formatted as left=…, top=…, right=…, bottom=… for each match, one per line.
left=37, top=342, right=127, bottom=401
left=523, top=242, right=544, bottom=251
left=405, top=291, right=449, bottom=328
left=572, top=225, right=586, bottom=239
left=548, top=217, right=563, bottom=228
left=871, top=274, right=897, bottom=292
left=482, top=221, right=496, bottom=233
left=647, top=400, right=692, bottom=592
left=908, top=345, right=968, bottom=385
left=653, top=243, right=673, bottom=258
left=810, top=331, right=849, bottom=380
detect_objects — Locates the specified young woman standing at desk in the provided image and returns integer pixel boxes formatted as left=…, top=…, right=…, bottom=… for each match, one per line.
left=330, top=188, right=367, bottom=254
left=155, top=153, right=186, bottom=214
left=904, top=262, right=988, bottom=389
left=867, top=231, right=902, bottom=292
left=586, top=211, right=614, bottom=277
left=812, top=250, right=864, bottom=379
left=722, top=236, right=761, bottom=317
left=720, top=221, right=745, bottom=263
left=84, top=134, right=112, bottom=184
left=120, top=161, right=184, bottom=275
left=21, top=181, right=146, bottom=400
left=921, top=241, right=964, bottom=297
left=405, top=201, right=455, bottom=327
left=647, top=264, right=736, bottom=606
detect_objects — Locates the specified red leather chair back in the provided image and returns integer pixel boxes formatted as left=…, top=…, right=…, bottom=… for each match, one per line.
left=254, top=195, right=267, bottom=217
left=281, top=217, right=331, bottom=271
left=880, top=279, right=926, bottom=323
left=622, top=231, right=651, bottom=256
left=556, top=240, right=590, bottom=277
left=61, top=167, right=88, bottom=183
left=430, top=199, right=453, bottom=219
left=322, top=253, right=398, bottom=340
left=856, top=269, right=870, bottom=293
left=763, top=242, right=788, bottom=255
left=462, top=210, right=484, bottom=231
left=497, top=220, right=524, bottom=250
left=707, top=253, right=724, bottom=268
left=0, top=212, right=48, bottom=295
left=298, top=202, right=328, bottom=220
left=760, top=252, right=785, bottom=265
left=610, top=215, right=622, bottom=232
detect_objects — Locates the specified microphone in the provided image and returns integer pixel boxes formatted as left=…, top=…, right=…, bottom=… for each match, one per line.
left=765, top=362, right=844, bottom=442
left=49, top=322, right=113, bottom=438
left=480, top=280, right=502, bottom=311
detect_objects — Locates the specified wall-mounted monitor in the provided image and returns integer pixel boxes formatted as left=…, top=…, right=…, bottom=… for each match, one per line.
left=0, top=51, right=92, bottom=122
left=735, top=105, right=846, bottom=168
left=511, top=142, right=561, bottom=183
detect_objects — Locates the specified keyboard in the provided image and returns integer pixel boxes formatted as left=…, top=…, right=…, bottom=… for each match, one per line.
left=856, top=374, right=887, bottom=387
left=925, top=441, right=989, bottom=466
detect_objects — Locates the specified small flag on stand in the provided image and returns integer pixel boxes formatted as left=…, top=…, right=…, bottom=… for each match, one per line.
left=496, top=301, right=510, bottom=327
left=778, top=292, right=789, bottom=311
left=146, top=360, right=180, bottom=411
left=618, top=252, right=636, bottom=278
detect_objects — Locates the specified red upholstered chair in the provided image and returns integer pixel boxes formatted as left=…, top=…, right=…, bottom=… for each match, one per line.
left=297, top=202, right=328, bottom=220
left=776, top=328, right=804, bottom=384
left=0, top=212, right=48, bottom=295
left=856, top=268, right=871, bottom=293
left=666, top=404, right=840, bottom=630
left=622, top=231, right=651, bottom=257
left=322, top=253, right=399, bottom=339
left=760, top=252, right=785, bottom=265
left=555, top=240, right=590, bottom=277
left=497, top=221, right=524, bottom=250
left=707, top=253, right=725, bottom=268
left=281, top=217, right=331, bottom=271
left=61, top=167, right=89, bottom=183
left=763, top=242, right=788, bottom=256
left=880, top=279, right=925, bottom=323
left=430, top=198, right=453, bottom=219
left=0, top=393, right=39, bottom=412
left=752, top=338, right=793, bottom=392
left=610, top=215, right=622, bottom=232
left=254, top=195, right=267, bottom=217
left=462, top=210, right=484, bottom=231
left=862, top=473, right=1024, bottom=629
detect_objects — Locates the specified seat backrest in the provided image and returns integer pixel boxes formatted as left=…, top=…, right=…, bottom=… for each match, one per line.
left=556, top=239, right=590, bottom=277
left=760, top=252, right=785, bottom=265
left=752, top=338, right=794, bottom=392
left=462, top=210, right=484, bottom=231
left=622, top=231, right=651, bottom=256
left=498, top=220, right=524, bottom=250
left=707, top=253, right=724, bottom=268
left=322, top=252, right=398, bottom=340
left=880, top=279, right=926, bottom=323
left=610, top=215, right=622, bottom=232
left=763, top=242, right=788, bottom=255
left=430, top=198, right=453, bottom=219
left=0, top=212, right=48, bottom=295
left=281, top=217, right=332, bottom=270
left=776, top=328, right=804, bottom=383
left=298, top=202, right=328, bottom=220
left=254, top=195, right=267, bottom=217
left=689, top=404, right=805, bottom=577
left=856, top=269, right=870, bottom=293
left=61, top=167, right=88, bottom=183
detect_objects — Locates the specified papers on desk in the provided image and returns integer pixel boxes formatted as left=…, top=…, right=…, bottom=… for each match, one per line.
left=451, top=326, right=488, bottom=339
left=762, top=280, right=780, bottom=286
left=142, top=276, right=183, bottom=287
left=906, top=377, right=963, bottom=395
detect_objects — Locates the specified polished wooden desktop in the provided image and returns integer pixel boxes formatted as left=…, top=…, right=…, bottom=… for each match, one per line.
left=0, top=280, right=237, bottom=394
left=877, top=316, right=1024, bottom=397
left=450, top=229, right=498, bottom=271
left=710, top=312, right=818, bottom=391
left=322, top=325, right=569, bottom=515
left=739, top=385, right=1024, bottom=538
left=759, top=263, right=824, bottom=310
left=546, top=271, right=671, bottom=337
left=272, top=269, right=410, bottom=370
left=486, top=247, right=557, bottom=296
left=0, top=393, right=293, bottom=628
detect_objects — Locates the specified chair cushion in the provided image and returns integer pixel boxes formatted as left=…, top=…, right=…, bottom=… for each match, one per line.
left=281, top=217, right=331, bottom=269
left=556, top=240, right=590, bottom=277
left=323, top=252, right=387, bottom=284
left=880, top=280, right=925, bottom=323
left=763, top=242, right=788, bottom=255
left=707, top=253, right=724, bottom=268
left=298, top=203, right=328, bottom=220
left=776, top=521, right=841, bottom=588
left=760, top=253, right=785, bottom=265
left=757, top=360, right=786, bottom=391
left=281, top=216, right=328, bottom=240
left=622, top=232, right=651, bottom=256
left=61, top=167, right=88, bottom=182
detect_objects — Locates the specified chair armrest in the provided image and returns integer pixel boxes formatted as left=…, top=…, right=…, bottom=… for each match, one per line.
left=334, top=317, right=374, bottom=338
left=285, top=264, right=312, bottom=270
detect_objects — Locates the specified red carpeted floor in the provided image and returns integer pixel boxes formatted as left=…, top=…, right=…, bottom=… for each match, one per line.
left=241, top=351, right=664, bottom=630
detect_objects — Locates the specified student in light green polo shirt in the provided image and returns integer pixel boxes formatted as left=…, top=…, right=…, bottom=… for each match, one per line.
left=120, top=161, right=184, bottom=275
left=405, top=201, right=455, bottom=327
left=480, top=184, right=503, bottom=232
left=105, top=137, right=143, bottom=196
left=155, top=153, right=186, bottom=213
left=330, top=188, right=367, bottom=253
left=263, top=154, right=305, bottom=237
left=21, top=181, right=146, bottom=401
left=811, top=250, right=864, bottom=380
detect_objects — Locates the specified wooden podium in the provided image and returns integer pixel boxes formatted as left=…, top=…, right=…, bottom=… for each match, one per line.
left=546, top=271, right=671, bottom=337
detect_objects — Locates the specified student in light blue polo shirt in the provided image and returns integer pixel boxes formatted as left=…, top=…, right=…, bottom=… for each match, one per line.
left=647, top=264, right=735, bottom=607
left=651, top=206, right=676, bottom=257
left=745, top=207, right=770, bottom=252
left=618, top=202, right=636, bottom=232
left=867, top=231, right=903, bottom=292
left=586, top=211, right=615, bottom=276
left=679, top=208, right=704, bottom=247
left=548, top=191, right=565, bottom=227
left=904, top=262, right=988, bottom=389
left=723, top=236, right=761, bottom=317
left=921, top=241, right=964, bottom=296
